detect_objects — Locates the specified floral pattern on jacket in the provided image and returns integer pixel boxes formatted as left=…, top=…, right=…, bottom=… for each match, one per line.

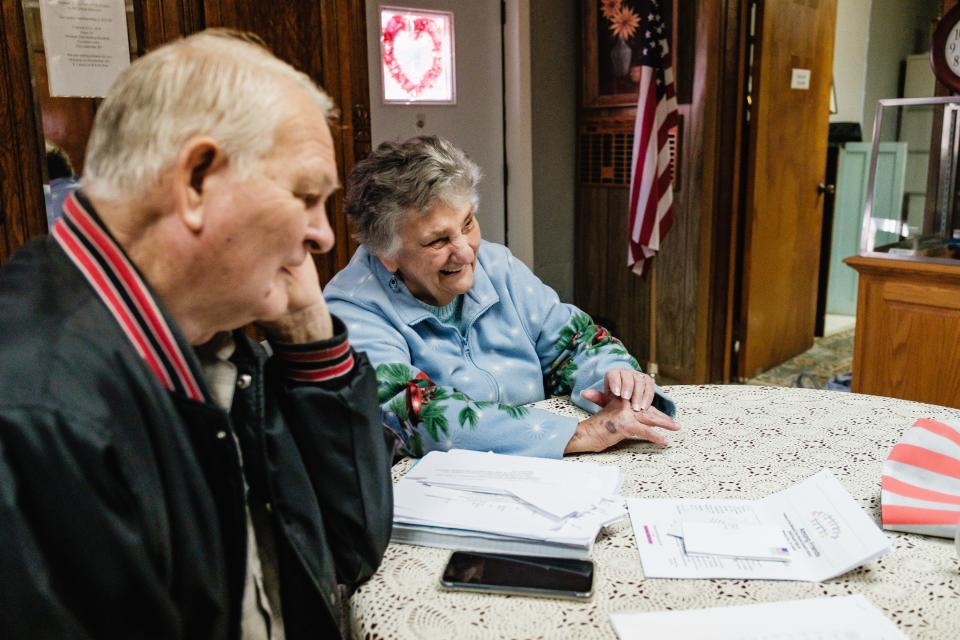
left=326, top=241, right=675, bottom=458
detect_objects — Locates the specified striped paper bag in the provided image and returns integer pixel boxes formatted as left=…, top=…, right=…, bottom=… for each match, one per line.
left=881, top=418, right=960, bottom=538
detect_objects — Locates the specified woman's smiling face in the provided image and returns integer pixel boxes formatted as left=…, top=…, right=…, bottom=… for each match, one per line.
left=378, top=198, right=481, bottom=307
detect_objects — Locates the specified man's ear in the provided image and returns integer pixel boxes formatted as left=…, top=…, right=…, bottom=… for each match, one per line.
left=174, top=137, right=224, bottom=232
left=378, top=253, right=399, bottom=273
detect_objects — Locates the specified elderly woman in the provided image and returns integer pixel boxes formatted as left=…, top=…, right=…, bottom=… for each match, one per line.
left=326, top=136, right=678, bottom=458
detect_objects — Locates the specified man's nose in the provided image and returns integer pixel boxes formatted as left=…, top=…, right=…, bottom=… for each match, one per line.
left=305, top=206, right=335, bottom=254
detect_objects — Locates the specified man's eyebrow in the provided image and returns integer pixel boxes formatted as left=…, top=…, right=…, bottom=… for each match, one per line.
left=298, top=174, right=340, bottom=193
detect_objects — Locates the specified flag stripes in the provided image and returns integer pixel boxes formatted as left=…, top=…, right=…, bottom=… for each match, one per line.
left=627, top=1, right=678, bottom=276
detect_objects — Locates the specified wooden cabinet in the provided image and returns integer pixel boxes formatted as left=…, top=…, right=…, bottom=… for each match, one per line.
left=845, top=255, right=960, bottom=409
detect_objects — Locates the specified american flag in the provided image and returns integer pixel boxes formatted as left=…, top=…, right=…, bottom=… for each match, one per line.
left=627, top=0, right=678, bottom=275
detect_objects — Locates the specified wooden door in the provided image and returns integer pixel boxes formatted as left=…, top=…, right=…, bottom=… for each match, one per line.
left=736, top=0, right=837, bottom=379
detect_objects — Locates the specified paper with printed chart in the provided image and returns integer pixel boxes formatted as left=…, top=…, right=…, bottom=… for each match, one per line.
left=627, top=470, right=891, bottom=580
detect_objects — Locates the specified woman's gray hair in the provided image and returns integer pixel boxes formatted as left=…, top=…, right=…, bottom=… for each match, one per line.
left=82, top=29, right=336, bottom=202
left=345, top=136, right=482, bottom=257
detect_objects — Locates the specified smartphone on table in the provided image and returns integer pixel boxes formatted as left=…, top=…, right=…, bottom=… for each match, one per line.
left=439, top=551, right=594, bottom=601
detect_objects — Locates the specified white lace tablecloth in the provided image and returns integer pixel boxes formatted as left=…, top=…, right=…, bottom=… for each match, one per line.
left=350, top=385, right=960, bottom=639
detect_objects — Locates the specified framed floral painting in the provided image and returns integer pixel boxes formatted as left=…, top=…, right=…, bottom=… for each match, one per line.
left=582, top=0, right=673, bottom=108
left=379, top=6, right=456, bottom=104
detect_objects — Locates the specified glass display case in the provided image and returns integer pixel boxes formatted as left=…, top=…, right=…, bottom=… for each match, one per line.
left=860, top=97, right=960, bottom=261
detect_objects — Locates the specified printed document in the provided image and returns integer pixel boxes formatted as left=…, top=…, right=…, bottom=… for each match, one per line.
left=610, top=594, right=906, bottom=639
left=628, top=470, right=890, bottom=580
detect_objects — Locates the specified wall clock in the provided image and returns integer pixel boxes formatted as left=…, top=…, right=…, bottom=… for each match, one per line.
left=931, top=3, right=960, bottom=93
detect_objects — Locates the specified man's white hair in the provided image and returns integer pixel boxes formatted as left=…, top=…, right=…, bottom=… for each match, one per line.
left=82, top=29, right=336, bottom=201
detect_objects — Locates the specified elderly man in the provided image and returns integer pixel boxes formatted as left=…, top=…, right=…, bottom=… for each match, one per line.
left=0, top=30, right=391, bottom=639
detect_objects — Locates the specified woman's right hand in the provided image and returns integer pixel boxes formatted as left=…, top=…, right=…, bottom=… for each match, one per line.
left=563, top=396, right=679, bottom=454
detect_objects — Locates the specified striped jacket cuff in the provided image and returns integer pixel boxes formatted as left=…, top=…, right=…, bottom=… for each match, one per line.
left=271, top=317, right=355, bottom=384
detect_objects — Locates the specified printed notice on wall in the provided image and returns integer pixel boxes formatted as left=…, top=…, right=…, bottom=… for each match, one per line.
left=38, top=0, right=130, bottom=97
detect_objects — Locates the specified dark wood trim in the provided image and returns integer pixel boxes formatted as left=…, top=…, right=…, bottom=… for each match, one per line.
left=197, top=0, right=370, bottom=284
left=0, top=0, right=46, bottom=263
left=733, top=0, right=763, bottom=381
left=135, top=0, right=204, bottom=52
left=712, top=0, right=749, bottom=382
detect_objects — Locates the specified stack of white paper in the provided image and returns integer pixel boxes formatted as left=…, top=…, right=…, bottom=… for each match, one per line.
left=393, top=449, right=626, bottom=558
left=627, top=470, right=892, bottom=581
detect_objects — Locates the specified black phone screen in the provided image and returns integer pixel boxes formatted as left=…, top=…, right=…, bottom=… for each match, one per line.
left=441, top=551, right=594, bottom=595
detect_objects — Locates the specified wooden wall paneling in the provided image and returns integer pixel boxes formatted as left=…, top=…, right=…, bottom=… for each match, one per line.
left=574, top=187, right=613, bottom=326
left=31, top=52, right=97, bottom=176
left=658, top=0, right=734, bottom=383
left=316, top=0, right=348, bottom=283
left=712, top=0, right=748, bottom=382
left=135, top=0, right=204, bottom=50
left=20, top=6, right=98, bottom=176
left=575, top=184, right=654, bottom=374
left=0, top=0, right=46, bottom=263
left=575, top=0, right=738, bottom=383
left=657, top=105, right=696, bottom=379
left=328, top=0, right=367, bottom=271
left=202, top=0, right=368, bottom=284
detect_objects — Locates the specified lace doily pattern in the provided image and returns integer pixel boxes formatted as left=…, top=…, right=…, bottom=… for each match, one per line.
left=352, top=385, right=960, bottom=639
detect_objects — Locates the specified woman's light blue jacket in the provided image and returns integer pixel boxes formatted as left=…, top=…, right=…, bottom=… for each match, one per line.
left=326, top=241, right=675, bottom=458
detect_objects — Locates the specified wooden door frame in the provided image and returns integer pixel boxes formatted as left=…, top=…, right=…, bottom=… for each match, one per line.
left=0, top=0, right=47, bottom=264
left=709, top=0, right=750, bottom=382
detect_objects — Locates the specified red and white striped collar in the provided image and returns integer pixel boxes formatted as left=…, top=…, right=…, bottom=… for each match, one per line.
left=52, top=192, right=207, bottom=403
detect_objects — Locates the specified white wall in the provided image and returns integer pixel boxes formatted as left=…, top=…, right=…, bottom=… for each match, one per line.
left=831, top=0, right=871, bottom=126
left=529, top=0, right=576, bottom=301
left=363, top=0, right=577, bottom=298
left=861, top=0, right=941, bottom=140
left=364, top=0, right=506, bottom=245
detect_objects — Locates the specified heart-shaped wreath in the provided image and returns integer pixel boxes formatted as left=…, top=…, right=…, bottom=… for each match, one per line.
left=382, top=15, right=444, bottom=97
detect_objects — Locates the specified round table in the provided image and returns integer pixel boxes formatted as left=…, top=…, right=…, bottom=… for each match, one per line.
left=350, top=385, right=960, bottom=639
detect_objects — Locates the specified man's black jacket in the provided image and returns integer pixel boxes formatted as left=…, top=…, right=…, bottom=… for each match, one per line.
left=0, top=231, right=393, bottom=639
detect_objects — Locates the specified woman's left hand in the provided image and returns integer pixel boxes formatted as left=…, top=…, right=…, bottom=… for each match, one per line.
left=582, top=368, right=656, bottom=412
